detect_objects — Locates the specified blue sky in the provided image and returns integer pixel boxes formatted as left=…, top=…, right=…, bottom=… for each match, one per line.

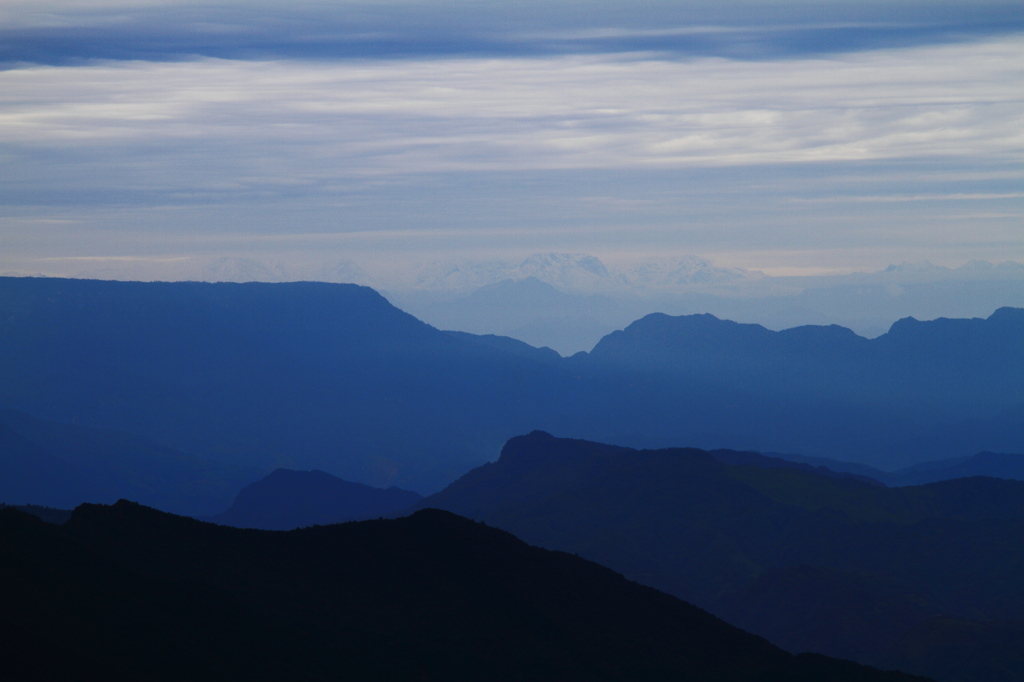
left=1, top=0, right=1021, bottom=280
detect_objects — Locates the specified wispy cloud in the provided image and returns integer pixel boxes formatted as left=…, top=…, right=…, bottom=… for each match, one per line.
left=1, top=6, right=1021, bottom=277
left=2, top=0, right=1021, bottom=63
left=791, top=192, right=1024, bottom=203
left=2, top=37, right=1020, bottom=198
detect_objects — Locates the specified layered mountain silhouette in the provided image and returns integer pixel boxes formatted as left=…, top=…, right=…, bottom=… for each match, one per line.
left=391, top=257, right=1024, bottom=353
left=771, top=450, right=1024, bottom=486
left=207, top=455, right=874, bottom=531
left=416, top=431, right=1024, bottom=682
left=0, top=503, right=72, bottom=525
left=885, top=451, right=1024, bottom=485
left=0, top=277, right=568, bottom=494
left=2, top=276, right=1019, bottom=679
left=0, top=501, right=928, bottom=681
left=573, top=308, right=1023, bottom=465
left=208, top=468, right=422, bottom=529
left=0, top=276, right=1020, bottom=500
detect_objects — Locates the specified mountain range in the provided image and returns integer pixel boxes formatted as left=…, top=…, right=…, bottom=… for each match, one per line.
left=415, top=431, right=1024, bottom=682
left=3, top=275, right=1021, bottom=680
left=7, top=432, right=1018, bottom=680
left=195, top=444, right=1024, bottom=534
left=770, top=450, right=1024, bottom=486
left=188, top=447, right=876, bottom=532
left=389, top=257, right=1024, bottom=353
left=207, top=468, right=422, bottom=530
left=1, top=276, right=1020, bottom=500
left=0, top=501, right=929, bottom=681
left=17, top=253, right=1022, bottom=355
left=0, top=276, right=568, bottom=493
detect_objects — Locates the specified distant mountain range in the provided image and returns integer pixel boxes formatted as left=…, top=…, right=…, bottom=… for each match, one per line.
left=187, top=445, right=1024, bottom=533
left=565, top=306, right=1023, bottom=467
left=16, top=253, right=1022, bottom=354
left=395, top=253, right=759, bottom=293
left=30, top=252, right=757, bottom=293
left=771, top=450, right=1024, bottom=486
left=208, top=468, right=422, bottom=530
left=415, top=431, right=1024, bottom=682
left=0, top=277, right=570, bottom=493
left=389, top=256, right=1024, bottom=353
left=0, top=501, right=928, bottom=681
left=0, top=276, right=1020, bottom=500
left=203, top=451, right=875, bottom=531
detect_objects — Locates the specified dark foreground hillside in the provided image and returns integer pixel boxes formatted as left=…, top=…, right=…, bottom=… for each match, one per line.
left=418, top=432, right=1024, bottom=682
left=0, top=502, right=925, bottom=682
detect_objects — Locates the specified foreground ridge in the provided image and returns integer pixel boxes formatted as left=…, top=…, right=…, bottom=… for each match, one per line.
left=0, top=501, right=926, bottom=681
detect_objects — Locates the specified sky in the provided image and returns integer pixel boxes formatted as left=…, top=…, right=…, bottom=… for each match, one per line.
left=1, top=0, right=1021, bottom=281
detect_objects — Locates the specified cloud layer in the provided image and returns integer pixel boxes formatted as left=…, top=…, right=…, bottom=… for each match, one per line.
left=0, top=2, right=1021, bottom=278
left=2, top=0, right=1021, bottom=63
left=3, top=39, right=1020, bottom=186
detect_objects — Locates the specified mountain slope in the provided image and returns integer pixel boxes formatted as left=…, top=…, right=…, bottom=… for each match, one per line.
left=417, top=431, right=1024, bottom=682
left=0, top=502, right=926, bottom=682
left=0, top=277, right=575, bottom=492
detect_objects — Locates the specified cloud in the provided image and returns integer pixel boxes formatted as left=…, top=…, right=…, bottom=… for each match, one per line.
left=1, top=27, right=1020, bottom=276
left=790, top=192, right=1024, bottom=203
left=1, top=37, right=1020, bottom=195
left=1, top=0, right=1021, bottom=63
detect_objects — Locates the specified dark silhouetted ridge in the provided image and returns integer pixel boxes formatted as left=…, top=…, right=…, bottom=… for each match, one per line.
left=0, top=501, right=927, bottom=681
left=418, top=432, right=1024, bottom=682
